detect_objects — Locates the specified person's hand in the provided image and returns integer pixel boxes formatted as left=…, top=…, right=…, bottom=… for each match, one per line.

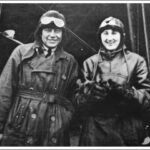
left=75, top=79, right=95, bottom=105
left=75, top=79, right=95, bottom=94
left=106, top=79, right=136, bottom=100
left=109, top=83, right=135, bottom=101
left=83, top=80, right=95, bottom=94
left=115, top=86, right=135, bottom=100
left=122, top=87, right=135, bottom=100
left=91, top=84, right=108, bottom=101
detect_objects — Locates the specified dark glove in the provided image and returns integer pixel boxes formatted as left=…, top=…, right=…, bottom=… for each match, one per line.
left=122, top=87, right=136, bottom=100
left=83, top=80, right=95, bottom=95
left=107, top=79, right=135, bottom=100
left=75, top=79, right=95, bottom=94
left=76, top=79, right=108, bottom=102
left=111, top=85, right=136, bottom=101
left=91, top=83, right=108, bottom=101
left=75, top=79, right=95, bottom=105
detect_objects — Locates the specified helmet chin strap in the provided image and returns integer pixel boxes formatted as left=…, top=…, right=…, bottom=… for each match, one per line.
left=100, top=46, right=123, bottom=59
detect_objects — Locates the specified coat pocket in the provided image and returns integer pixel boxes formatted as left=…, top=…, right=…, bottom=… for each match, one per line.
left=7, top=97, right=30, bottom=131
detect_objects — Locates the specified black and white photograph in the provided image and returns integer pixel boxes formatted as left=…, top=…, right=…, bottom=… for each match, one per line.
left=0, top=1, right=150, bottom=147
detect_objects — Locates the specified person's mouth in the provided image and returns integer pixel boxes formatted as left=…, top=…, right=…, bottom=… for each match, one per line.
left=48, top=39, right=58, bottom=43
left=105, top=40, right=116, bottom=45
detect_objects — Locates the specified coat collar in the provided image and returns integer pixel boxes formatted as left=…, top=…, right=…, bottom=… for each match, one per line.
left=99, top=44, right=127, bottom=61
left=22, top=42, right=68, bottom=62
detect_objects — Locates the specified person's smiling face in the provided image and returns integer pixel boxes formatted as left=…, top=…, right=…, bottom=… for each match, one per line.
left=101, top=29, right=121, bottom=51
left=41, top=27, right=62, bottom=49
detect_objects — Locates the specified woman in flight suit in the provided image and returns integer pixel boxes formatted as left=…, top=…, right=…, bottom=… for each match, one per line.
left=77, top=16, right=150, bottom=146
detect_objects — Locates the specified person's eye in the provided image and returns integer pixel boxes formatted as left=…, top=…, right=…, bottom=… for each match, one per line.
left=112, top=31, right=118, bottom=35
left=44, top=28, right=51, bottom=32
left=55, top=29, right=61, bottom=32
left=103, top=31, right=108, bottom=35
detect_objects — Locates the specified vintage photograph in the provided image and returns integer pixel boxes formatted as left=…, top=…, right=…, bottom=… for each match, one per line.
left=0, top=1, right=150, bottom=147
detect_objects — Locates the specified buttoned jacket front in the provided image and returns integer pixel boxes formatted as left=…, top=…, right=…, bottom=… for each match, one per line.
left=0, top=42, right=78, bottom=146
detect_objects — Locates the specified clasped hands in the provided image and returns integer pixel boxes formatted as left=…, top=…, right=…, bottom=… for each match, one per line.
left=78, top=79, right=136, bottom=101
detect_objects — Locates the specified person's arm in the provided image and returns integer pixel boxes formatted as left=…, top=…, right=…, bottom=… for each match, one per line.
left=74, top=59, right=94, bottom=106
left=132, top=57, right=150, bottom=103
left=67, top=57, right=79, bottom=105
left=132, top=56, right=150, bottom=123
left=0, top=45, right=22, bottom=133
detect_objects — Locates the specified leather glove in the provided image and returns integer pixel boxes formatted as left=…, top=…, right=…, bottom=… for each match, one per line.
left=75, top=79, right=95, bottom=94
left=107, top=79, right=136, bottom=101
left=91, top=83, right=108, bottom=101
left=83, top=80, right=95, bottom=95
left=111, top=85, right=135, bottom=100
left=75, top=79, right=95, bottom=105
left=75, top=79, right=84, bottom=93
left=120, top=87, right=135, bottom=100
left=77, top=80, right=108, bottom=102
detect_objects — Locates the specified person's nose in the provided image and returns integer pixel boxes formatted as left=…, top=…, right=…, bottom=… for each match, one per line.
left=106, top=34, right=114, bottom=42
left=49, top=29, right=55, bottom=37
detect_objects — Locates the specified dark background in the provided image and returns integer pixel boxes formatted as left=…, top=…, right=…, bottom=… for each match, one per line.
left=0, top=3, right=150, bottom=72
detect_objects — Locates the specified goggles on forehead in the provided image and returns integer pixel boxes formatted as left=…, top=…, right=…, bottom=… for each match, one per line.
left=40, top=16, right=65, bottom=28
left=100, top=20, right=119, bottom=28
left=100, top=17, right=124, bottom=29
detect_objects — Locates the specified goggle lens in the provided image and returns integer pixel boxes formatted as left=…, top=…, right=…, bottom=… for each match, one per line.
left=40, top=17, right=65, bottom=28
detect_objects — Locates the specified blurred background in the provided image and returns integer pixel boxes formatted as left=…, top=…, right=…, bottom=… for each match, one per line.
left=0, top=3, right=150, bottom=73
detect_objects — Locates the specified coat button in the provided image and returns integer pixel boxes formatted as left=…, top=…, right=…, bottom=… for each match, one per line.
left=31, top=113, right=37, bottom=119
left=51, top=116, right=55, bottom=122
left=51, top=137, right=57, bottom=144
left=29, top=87, right=34, bottom=90
left=26, top=137, right=33, bottom=144
left=61, top=74, right=67, bottom=80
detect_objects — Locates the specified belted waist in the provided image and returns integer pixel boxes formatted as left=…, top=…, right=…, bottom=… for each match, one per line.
left=16, top=89, right=74, bottom=113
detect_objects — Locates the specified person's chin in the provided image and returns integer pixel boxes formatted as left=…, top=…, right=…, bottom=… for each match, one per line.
left=47, top=44, right=57, bottom=48
left=106, top=47, right=116, bottom=51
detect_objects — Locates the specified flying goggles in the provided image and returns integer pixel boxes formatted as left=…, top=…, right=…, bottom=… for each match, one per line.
left=40, top=16, right=65, bottom=28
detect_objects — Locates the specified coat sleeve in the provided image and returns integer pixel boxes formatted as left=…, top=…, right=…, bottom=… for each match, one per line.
left=133, top=56, right=150, bottom=103
left=133, top=56, right=150, bottom=123
left=83, top=58, right=94, bottom=81
left=66, top=57, right=79, bottom=104
left=0, top=45, right=22, bottom=132
left=74, top=58, right=96, bottom=106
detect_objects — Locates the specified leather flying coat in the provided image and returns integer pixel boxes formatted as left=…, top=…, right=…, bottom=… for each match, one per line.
left=0, top=42, right=78, bottom=146
left=78, top=50, right=150, bottom=146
